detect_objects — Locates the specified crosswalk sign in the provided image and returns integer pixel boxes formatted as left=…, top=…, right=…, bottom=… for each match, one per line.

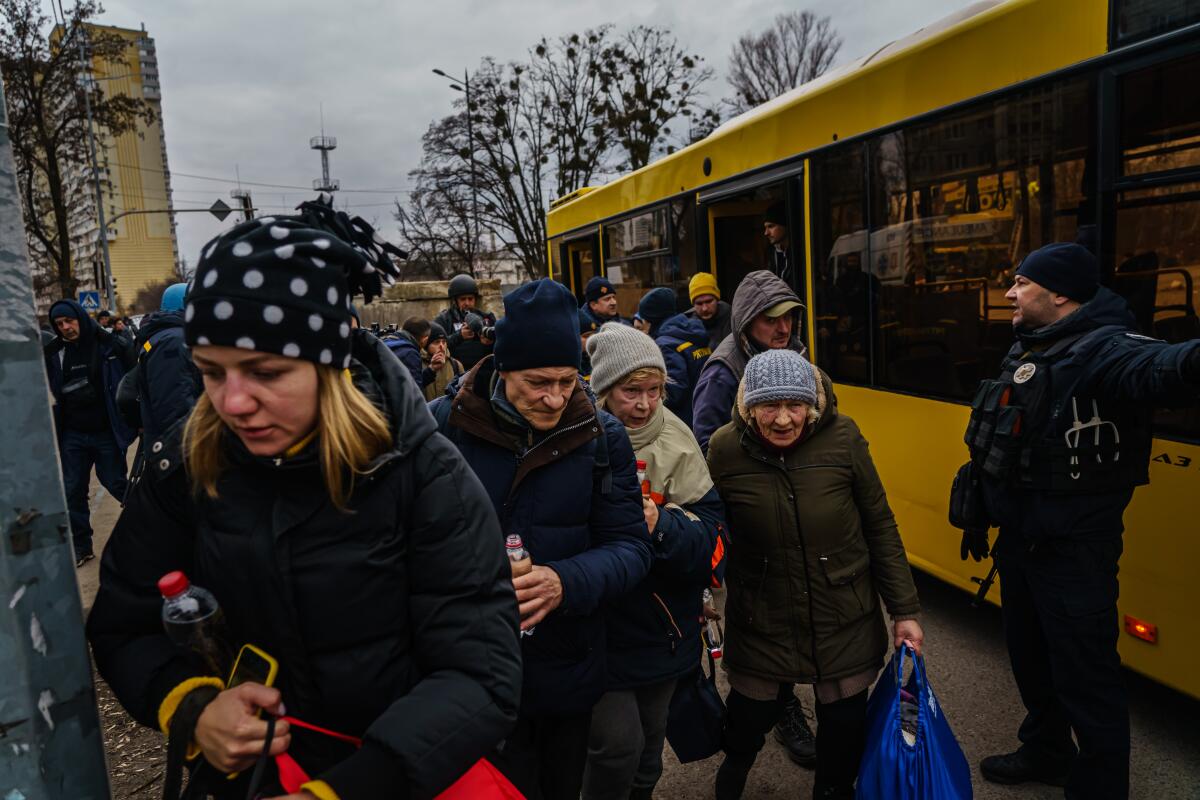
left=78, top=290, right=101, bottom=311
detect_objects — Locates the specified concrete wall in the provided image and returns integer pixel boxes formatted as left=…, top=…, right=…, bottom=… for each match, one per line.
left=355, top=278, right=503, bottom=329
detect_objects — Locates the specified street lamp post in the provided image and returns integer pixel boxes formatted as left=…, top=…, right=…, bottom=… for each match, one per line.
left=433, top=67, right=481, bottom=274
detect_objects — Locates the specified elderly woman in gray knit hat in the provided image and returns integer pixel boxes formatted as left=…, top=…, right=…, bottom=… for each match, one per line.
left=580, top=322, right=729, bottom=800
left=706, top=349, right=924, bottom=800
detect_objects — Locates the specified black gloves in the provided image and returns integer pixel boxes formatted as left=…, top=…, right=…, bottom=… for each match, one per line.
left=960, top=528, right=990, bottom=562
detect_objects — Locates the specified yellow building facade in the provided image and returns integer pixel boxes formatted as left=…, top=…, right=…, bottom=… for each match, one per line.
left=88, top=24, right=179, bottom=313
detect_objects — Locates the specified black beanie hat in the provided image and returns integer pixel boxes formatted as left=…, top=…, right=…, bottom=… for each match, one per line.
left=637, top=286, right=677, bottom=327
left=185, top=195, right=405, bottom=368
left=1015, top=242, right=1099, bottom=302
left=494, top=279, right=581, bottom=372
left=584, top=276, right=616, bottom=304
left=764, top=201, right=787, bottom=227
left=427, top=321, right=448, bottom=344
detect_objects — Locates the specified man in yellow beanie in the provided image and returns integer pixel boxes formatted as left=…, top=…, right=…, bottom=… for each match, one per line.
left=685, top=272, right=733, bottom=349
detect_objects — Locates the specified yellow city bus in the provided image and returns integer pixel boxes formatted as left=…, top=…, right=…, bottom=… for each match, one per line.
left=545, top=0, right=1200, bottom=699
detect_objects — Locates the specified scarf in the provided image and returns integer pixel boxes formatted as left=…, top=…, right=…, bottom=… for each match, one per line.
left=625, top=403, right=713, bottom=507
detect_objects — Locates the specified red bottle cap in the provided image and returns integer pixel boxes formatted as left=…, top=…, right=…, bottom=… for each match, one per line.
left=157, top=571, right=190, bottom=598
left=505, top=534, right=524, bottom=549
left=636, top=460, right=647, bottom=470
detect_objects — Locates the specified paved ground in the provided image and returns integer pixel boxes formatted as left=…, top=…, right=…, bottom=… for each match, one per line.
left=78, top=484, right=1200, bottom=799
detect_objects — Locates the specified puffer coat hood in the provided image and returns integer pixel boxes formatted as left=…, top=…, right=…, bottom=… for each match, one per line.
left=709, top=270, right=806, bottom=377
left=48, top=298, right=99, bottom=347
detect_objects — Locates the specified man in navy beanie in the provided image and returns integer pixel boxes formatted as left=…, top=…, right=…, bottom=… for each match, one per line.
left=581, top=275, right=631, bottom=328
left=430, top=278, right=652, bottom=800
left=957, top=241, right=1200, bottom=798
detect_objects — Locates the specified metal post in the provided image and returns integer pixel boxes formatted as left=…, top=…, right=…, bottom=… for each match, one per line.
left=74, top=26, right=116, bottom=312
left=0, top=70, right=112, bottom=799
left=464, top=69, right=481, bottom=274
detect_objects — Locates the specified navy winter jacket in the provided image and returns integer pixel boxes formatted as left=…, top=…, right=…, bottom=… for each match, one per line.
left=382, top=331, right=429, bottom=389
left=430, top=356, right=653, bottom=715
left=44, top=298, right=137, bottom=450
left=134, top=311, right=202, bottom=445
left=603, top=487, right=726, bottom=689
left=654, top=313, right=711, bottom=429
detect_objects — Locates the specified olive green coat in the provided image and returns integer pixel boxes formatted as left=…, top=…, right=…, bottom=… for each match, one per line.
left=706, top=367, right=920, bottom=684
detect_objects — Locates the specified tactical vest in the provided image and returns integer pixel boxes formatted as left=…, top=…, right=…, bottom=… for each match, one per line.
left=965, top=324, right=1149, bottom=494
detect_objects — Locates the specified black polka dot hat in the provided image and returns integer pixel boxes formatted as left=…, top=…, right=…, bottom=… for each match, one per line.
left=185, top=195, right=404, bottom=368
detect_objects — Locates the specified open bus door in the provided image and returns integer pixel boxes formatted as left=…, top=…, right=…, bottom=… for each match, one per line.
left=557, top=231, right=600, bottom=304
left=698, top=171, right=807, bottom=340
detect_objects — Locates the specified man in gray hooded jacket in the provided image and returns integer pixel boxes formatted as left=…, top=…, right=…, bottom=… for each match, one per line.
left=691, top=270, right=807, bottom=452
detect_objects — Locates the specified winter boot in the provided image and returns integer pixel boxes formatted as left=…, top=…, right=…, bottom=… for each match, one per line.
left=773, top=692, right=817, bottom=766
left=980, top=748, right=1071, bottom=787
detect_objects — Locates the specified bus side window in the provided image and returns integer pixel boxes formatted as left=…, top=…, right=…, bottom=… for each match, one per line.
left=811, top=145, right=871, bottom=385
left=1114, top=52, right=1200, bottom=442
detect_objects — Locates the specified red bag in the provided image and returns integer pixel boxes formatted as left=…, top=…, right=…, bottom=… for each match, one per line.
left=275, top=715, right=523, bottom=799
left=435, top=759, right=524, bottom=800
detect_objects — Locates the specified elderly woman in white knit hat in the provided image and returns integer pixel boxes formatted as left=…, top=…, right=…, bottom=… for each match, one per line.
left=580, top=322, right=729, bottom=800
left=706, top=348, right=924, bottom=800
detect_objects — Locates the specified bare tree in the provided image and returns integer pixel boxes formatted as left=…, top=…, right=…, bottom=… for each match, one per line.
left=398, top=26, right=716, bottom=279
left=534, top=27, right=621, bottom=199
left=727, top=11, right=841, bottom=114
left=402, top=59, right=552, bottom=282
left=396, top=115, right=480, bottom=281
left=0, top=0, right=156, bottom=300
left=393, top=185, right=473, bottom=280
left=602, top=26, right=715, bottom=170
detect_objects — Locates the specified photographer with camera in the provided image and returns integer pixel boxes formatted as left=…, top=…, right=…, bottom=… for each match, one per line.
left=448, top=311, right=494, bottom=370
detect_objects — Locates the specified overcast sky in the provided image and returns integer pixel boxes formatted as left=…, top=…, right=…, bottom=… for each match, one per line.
left=84, top=0, right=973, bottom=269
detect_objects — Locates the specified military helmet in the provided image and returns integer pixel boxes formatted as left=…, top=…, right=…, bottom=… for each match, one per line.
left=447, top=273, right=479, bottom=299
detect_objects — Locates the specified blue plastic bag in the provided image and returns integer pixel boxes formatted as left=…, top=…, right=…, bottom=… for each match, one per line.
left=856, top=647, right=972, bottom=799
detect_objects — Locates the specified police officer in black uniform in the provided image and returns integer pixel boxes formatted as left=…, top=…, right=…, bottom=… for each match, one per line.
left=955, top=243, right=1200, bottom=799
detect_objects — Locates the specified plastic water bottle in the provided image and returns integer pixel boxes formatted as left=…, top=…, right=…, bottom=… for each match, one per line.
left=636, top=459, right=650, bottom=498
left=506, top=535, right=532, bottom=578
left=506, top=536, right=536, bottom=637
left=702, top=588, right=723, bottom=659
left=159, top=571, right=230, bottom=675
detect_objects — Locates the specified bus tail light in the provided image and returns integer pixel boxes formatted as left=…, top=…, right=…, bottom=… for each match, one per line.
left=1123, top=615, right=1158, bottom=644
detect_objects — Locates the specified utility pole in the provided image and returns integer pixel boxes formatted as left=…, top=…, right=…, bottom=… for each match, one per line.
left=73, top=24, right=116, bottom=311
left=0, top=70, right=112, bottom=800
